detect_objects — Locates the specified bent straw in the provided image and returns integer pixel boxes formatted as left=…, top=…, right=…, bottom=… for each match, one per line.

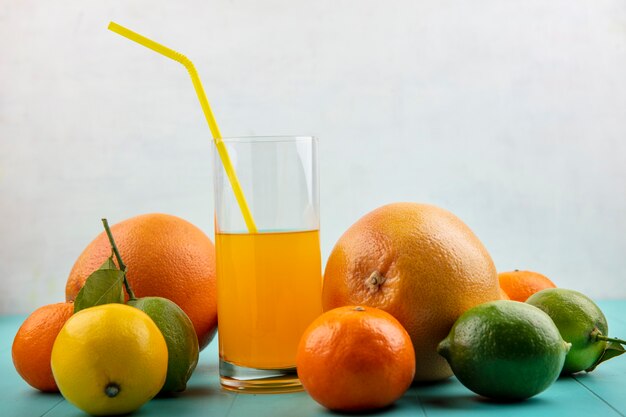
left=108, top=21, right=258, bottom=233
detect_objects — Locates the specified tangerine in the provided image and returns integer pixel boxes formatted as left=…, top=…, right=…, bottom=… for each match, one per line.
left=322, top=203, right=499, bottom=381
left=66, top=213, right=217, bottom=349
left=498, top=270, right=556, bottom=302
left=296, top=306, right=415, bottom=411
left=12, top=302, right=74, bottom=392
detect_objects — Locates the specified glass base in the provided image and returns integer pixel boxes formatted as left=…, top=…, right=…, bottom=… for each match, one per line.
left=219, top=359, right=303, bottom=394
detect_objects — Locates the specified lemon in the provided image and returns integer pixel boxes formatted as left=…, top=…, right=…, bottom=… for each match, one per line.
left=526, top=288, right=609, bottom=374
left=438, top=300, right=570, bottom=400
left=128, top=297, right=199, bottom=393
left=51, top=304, right=168, bottom=415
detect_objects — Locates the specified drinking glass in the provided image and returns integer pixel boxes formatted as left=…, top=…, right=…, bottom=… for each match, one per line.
left=213, top=136, right=322, bottom=393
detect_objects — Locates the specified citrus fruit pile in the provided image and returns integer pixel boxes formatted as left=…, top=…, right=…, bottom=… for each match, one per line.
left=12, top=214, right=217, bottom=415
left=313, top=202, right=625, bottom=408
left=11, top=203, right=626, bottom=414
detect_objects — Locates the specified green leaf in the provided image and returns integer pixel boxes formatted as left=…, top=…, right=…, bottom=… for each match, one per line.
left=98, top=254, right=118, bottom=271
left=586, top=341, right=625, bottom=372
left=74, top=269, right=125, bottom=313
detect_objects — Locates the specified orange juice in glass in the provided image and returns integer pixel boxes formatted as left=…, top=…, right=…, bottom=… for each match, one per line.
left=213, top=136, right=322, bottom=393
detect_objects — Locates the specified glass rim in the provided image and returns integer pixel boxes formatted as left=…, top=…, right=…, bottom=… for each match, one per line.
left=218, top=135, right=317, bottom=144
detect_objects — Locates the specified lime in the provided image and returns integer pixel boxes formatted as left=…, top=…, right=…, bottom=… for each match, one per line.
left=437, top=300, right=570, bottom=400
left=128, top=297, right=199, bottom=393
left=526, top=288, right=611, bottom=374
left=51, top=304, right=168, bottom=415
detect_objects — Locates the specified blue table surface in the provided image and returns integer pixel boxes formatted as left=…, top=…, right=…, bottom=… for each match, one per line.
left=2, top=300, right=625, bottom=417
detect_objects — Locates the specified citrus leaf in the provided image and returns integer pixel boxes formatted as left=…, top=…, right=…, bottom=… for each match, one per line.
left=586, top=341, right=625, bottom=372
left=98, top=254, right=117, bottom=271
left=74, top=269, right=125, bottom=313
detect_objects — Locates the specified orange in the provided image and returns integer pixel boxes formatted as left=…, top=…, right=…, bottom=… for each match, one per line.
left=12, top=302, right=74, bottom=392
left=65, top=213, right=217, bottom=349
left=322, top=203, right=499, bottom=381
left=498, top=270, right=556, bottom=302
left=296, top=306, right=415, bottom=411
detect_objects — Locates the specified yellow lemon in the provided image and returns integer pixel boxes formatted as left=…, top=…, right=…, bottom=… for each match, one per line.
left=51, top=304, right=168, bottom=415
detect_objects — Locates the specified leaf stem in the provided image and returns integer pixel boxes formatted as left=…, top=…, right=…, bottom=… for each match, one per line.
left=596, top=335, right=626, bottom=345
left=101, top=218, right=137, bottom=301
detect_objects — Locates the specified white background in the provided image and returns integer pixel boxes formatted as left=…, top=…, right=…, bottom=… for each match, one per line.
left=1, top=0, right=625, bottom=313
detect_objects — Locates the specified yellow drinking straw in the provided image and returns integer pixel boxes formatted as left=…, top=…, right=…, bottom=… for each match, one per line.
left=108, top=21, right=258, bottom=233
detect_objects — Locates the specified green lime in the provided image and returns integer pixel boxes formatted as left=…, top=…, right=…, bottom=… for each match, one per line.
left=526, top=288, right=611, bottom=374
left=128, top=297, right=199, bottom=393
left=437, top=300, right=570, bottom=400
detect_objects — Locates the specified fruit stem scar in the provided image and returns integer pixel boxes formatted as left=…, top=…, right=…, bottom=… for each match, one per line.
left=590, top=327, right=601, bottom=340
left=105, top=382, right=121, bottom=398
left=353, top=306, right=365, bottom=312
left=366, top=271, right=386, bottom=292
left=102, top=218, right=137, bottom=301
